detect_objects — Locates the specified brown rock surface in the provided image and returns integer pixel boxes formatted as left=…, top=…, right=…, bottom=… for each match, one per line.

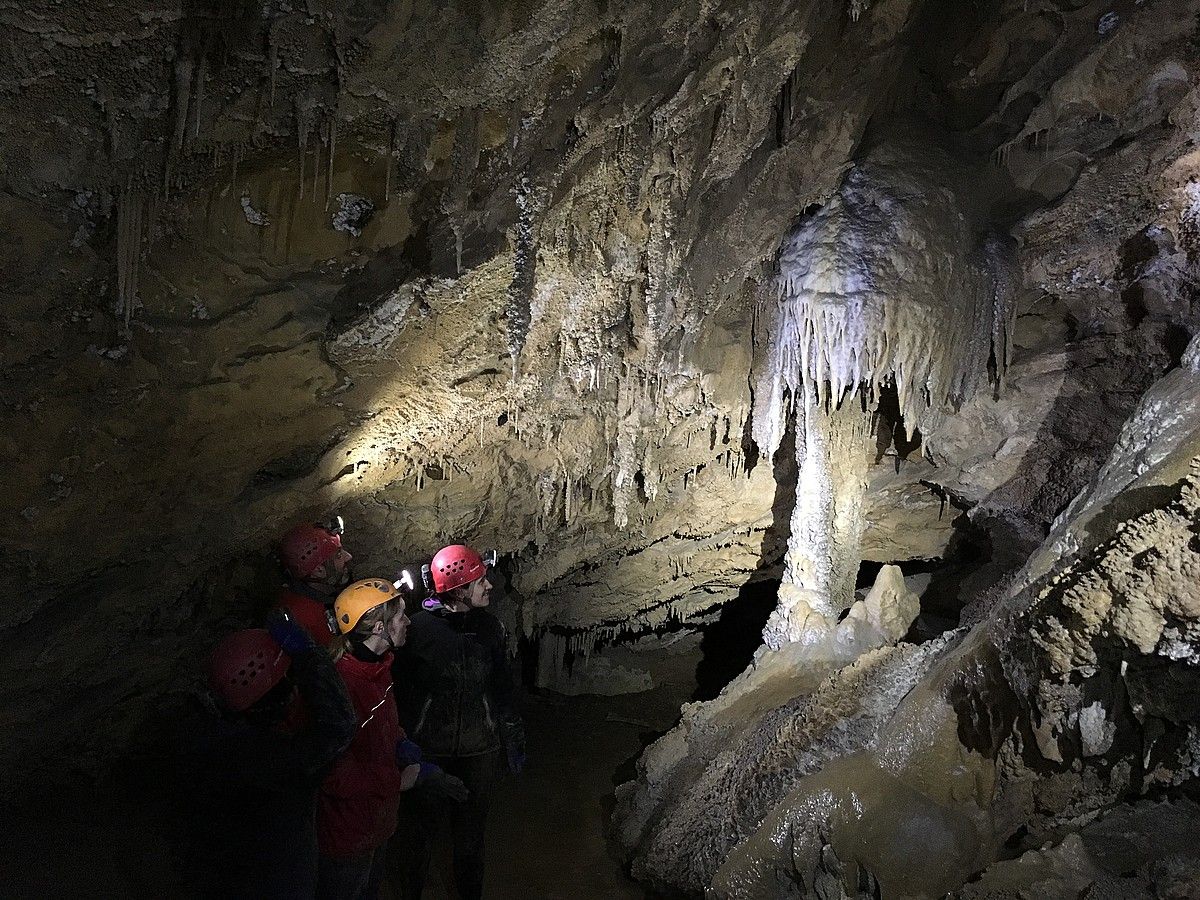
left=0, top=8, right=1199, bottom=900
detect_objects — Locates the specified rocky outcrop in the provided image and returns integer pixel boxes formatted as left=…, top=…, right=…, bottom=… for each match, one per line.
left=954, top=799, right=1200, bottom=900
left=616, top=334, right=1200, bottom=896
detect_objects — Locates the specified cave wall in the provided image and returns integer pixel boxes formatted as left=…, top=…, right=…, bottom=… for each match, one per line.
left=1, top=0, right=940, bottom=786
left=1, top=0, right=1197, bottom=816
left=611, top=0, right=1200, bottom=893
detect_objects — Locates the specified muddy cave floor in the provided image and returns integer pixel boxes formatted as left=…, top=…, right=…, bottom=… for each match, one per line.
left=0, top=643, right=699, bottom=899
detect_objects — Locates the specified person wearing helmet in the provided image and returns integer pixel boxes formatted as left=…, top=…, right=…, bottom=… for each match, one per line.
left=391, top=544, right=524, bottom=900
left=180, top=613, right=356, bottom=899
left=277, top=517, right=354, bottom=648
left=317, top=578, right=466, bottom=900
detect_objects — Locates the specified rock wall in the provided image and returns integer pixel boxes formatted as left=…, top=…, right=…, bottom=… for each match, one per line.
left=0, top=0, right=1197, bottom=841
left=612, top=0, right=1200, bottom=892
left=0, top=0, right=939, bottom=787
left=618, top=335, right=1200, bottom=896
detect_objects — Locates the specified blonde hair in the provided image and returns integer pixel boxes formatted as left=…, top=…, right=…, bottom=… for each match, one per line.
left=328, top=597, right=403, bottom=662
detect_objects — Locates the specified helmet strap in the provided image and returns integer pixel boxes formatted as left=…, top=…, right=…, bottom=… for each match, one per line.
left=348, top=632, right=389, bottom=661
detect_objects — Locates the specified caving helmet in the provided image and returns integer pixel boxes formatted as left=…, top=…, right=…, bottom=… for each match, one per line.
left=208, top=629, right=291, bottom=712
left=334, top=578, right=402, bottom=634
left=280, top=517, right=345, bottom=579
left=429, top=544, right=494, bottom=594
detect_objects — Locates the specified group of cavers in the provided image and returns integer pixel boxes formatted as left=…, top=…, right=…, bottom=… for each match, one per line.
left=184, top=518, right=524, bottom=900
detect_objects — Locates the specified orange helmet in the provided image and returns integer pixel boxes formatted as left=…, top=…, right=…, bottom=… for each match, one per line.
left=334, top=578, right=401, bottom=634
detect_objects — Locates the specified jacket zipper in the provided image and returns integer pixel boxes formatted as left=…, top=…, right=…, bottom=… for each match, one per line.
left=454, top=639, right=465, bottom=755
left=482, top=695, right=495, bottom=733
left=413, top=696, right=432, bottom=735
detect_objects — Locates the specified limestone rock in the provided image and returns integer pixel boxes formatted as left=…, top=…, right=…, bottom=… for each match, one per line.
left=836, top=564, right=921, bottom=649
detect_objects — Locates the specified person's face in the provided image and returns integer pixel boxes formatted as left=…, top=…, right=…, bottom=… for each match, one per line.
left=385, top=605, right=410, bottom=647
left=464, top=574, right=492, bottom=608
left=315, top=548, right=353, bottom=586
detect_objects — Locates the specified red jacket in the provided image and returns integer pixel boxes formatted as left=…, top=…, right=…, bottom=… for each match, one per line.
left=277, top=584, right=336, bottom=648
left=317, top=652, right=404, bottom=857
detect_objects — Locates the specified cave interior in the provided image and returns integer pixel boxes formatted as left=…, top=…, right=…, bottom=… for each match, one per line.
left=3, top=0, right=1200, bottom=897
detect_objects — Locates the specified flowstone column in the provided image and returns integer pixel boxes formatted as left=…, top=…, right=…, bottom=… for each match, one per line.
left=753, top=138, right=1015, bottom=650
left=764, top=384, right=871, bottom=648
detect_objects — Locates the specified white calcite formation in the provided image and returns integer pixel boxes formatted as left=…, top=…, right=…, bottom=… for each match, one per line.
left=755, top=141, right=1016, bottom=646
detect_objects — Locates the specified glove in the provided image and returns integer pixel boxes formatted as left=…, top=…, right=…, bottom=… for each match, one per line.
left=396, top=738, right=423, bottom=768
left=415, top=765, right=469, bottom=804
left=506, top=743, right=527, bottom=776
left=500, top=715, right=526, bottom=775
left=266, top=609, right=316, bottom=657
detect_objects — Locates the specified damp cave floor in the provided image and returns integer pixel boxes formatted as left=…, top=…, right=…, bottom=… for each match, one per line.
left=416, top=652, right=699, bottom=900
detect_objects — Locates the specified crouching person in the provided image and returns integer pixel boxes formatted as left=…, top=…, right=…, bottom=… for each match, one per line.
left=317, top=578, right=467, bottom=899
left=189, top=614, right=356, bottom=899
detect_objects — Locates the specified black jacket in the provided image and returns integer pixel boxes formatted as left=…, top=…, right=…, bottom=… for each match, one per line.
left=393, top=607, right=519, bottom=758
left=179, top=645, right=355, bottom=899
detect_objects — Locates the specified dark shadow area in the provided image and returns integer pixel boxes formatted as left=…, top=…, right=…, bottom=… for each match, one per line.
left=902, top=514, right=994, bottom=643
left=872, top=381, right=922, bottom=469
left=692, top=579, right=778, bottom=701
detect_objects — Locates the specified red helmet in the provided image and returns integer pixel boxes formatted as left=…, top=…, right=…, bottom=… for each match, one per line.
left=430, top=544, right=488, bottom=593
left=280, top=523, right=343, bottom=579
left=208, top=629, right=291, bottom=712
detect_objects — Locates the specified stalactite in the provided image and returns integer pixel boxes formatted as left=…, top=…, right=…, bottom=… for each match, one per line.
left=116, top=180, right=143, bottom=335
left=296, top=97, right=313, bottom=201
left=384, top=119, right=397, bottom=203
left=984, top=232, right=1019, bottom=387
left=506, top=172, right=537, bottom=373
left=755, top=153, right=1009, bottom=464
left=312, top=129, right=322, bottom=203
left=326, top=109, right=337, bottom=210
left=266, top=22, right=278, bottom=111
left=612, top=375, right=642, bottom=529
left=170, top=57, right=194, bottom=155
left=192, top=55, right=207, bottom=141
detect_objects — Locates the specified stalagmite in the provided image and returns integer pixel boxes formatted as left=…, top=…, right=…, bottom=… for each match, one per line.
left=764, top=383, right=870, bottom=648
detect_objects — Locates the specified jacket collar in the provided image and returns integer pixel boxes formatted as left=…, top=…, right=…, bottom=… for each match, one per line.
left=338, top=650, right=394, bottom=679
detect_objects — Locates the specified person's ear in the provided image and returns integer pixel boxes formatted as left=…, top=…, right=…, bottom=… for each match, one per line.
left=311, top=562, right=327, bottom=580
left=372, top=618, right=385, bottom=635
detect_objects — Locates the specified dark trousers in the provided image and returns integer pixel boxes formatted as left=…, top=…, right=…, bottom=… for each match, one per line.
left=316, top=846, right=387, bottom=900
left=391, top=750, right=500, bottom=900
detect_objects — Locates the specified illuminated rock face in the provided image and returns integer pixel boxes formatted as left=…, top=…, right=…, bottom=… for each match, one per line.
left=1, top=0, right=937, bottom=785
left=754, top=140, right=1015, bottom=647
left=620, top=343, right=1200, bottom=897
left=3, top=2, right=1200, bottom=893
